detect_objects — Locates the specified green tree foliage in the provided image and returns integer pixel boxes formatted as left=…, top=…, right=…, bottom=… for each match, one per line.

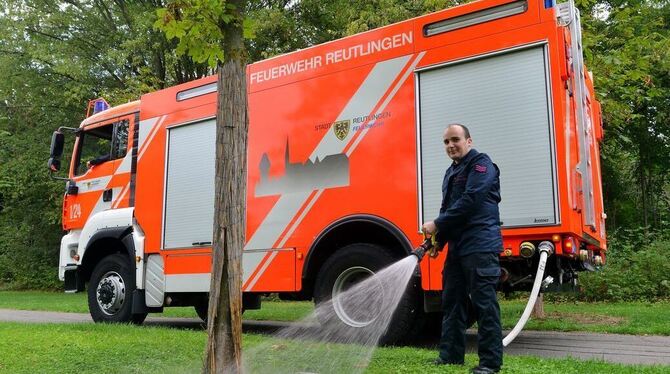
left=155, top=0, right=255, bottom=65
left=0, top=0, right=210, bottom=288
left=246, top=0, right=460, bottom=61
left=579, top=0, right=670, bottom=231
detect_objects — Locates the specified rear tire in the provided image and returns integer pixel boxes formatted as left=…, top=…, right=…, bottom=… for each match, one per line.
left=194, top=301, right=208, bottom=323
left=88, top=254, right=147, bottom=324
left=194, top=298, right=246, bottom=323
left=313, top=243, right=419, bottom=344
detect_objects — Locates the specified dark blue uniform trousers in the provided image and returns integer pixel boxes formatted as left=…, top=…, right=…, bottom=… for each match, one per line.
left=439, top=251, right=502, bottom=369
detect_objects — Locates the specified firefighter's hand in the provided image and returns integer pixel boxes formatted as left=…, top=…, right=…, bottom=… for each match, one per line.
left=422, top=221, right=437, bottom=235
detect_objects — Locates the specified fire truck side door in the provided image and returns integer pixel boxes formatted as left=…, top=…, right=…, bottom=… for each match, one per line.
left=63, top=118, right=131, bottom=230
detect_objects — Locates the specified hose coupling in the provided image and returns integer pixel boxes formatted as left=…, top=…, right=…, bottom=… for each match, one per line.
left=520, top=241, right=536, bottom=258
left=538, top=241, right=555, bottom=255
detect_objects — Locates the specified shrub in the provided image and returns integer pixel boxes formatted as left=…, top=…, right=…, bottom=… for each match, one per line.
left=578, top=231, right=670, bottom=302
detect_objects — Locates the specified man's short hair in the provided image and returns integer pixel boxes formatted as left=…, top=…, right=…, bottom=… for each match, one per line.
left=447, top=123, right=471, bottom=139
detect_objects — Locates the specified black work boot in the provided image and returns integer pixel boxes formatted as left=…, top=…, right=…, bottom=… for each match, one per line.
left=471, top=365, right=500, bottom=374
left=432, top=357, right=464, bottom=365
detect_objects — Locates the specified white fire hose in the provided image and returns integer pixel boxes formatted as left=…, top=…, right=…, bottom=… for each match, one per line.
left=502, top=241, right=554, bottom=347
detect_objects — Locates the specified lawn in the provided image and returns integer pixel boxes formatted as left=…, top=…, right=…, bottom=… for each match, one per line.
left=0, top=291, right=312, bottom=322
left=1, top=291, right=668, bottom=336
left=0, top=322, right=667, bottom=374
left=499, top=299, right=670, bottom=336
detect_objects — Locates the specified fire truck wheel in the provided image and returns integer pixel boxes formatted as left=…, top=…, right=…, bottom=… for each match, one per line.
left=194, top=300, right=246, bottom=323
left=194, top=302, right=208, bottom=323
left=313, top=243, right=419, bottom=344
left=88, top=254, right=147, bottom=324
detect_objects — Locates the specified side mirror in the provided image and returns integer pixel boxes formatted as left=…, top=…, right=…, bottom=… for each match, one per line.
left=47, top=157, right=61, bottom=172
left=47, top=127, right=79, bottom=182
left=50, top=131, right=65, bottom=158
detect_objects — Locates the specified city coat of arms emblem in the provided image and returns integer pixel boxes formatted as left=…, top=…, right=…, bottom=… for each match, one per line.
left=333, top=120, right=350, bottom=141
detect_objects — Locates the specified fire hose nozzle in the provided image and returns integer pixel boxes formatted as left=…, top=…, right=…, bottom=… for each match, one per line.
left=412, top=246, right=427, bottom=261
left=411, top=236, right=435, bottom=262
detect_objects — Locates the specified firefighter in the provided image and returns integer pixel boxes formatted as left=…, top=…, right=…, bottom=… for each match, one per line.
left=87, top=153, right=111, bottom=168
left=422, top=123, right=503, bottom=374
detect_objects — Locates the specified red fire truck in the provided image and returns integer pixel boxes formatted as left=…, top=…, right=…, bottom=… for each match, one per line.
left=49, top=0, right=605, bottom=342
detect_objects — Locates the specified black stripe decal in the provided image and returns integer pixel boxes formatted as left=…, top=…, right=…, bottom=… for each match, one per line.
left=129, top=112, right=140, bottom=207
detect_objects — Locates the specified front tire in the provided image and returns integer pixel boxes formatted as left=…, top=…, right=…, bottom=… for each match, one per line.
left=88, top=254, right=146, bottom=324
left=313, top=243, right=419, bottom=344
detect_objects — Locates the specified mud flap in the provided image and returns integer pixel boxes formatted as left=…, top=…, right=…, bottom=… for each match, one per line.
left=64, top=267, right=84, bottom=293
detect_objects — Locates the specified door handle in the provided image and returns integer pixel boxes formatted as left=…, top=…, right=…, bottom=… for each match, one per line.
left=103, top=189, right=113, bottom=202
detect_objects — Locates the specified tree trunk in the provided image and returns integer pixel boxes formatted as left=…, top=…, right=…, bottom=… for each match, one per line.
left=203, top=2, right=248, bottom=372
left=531, top=293, right=545, bottom=319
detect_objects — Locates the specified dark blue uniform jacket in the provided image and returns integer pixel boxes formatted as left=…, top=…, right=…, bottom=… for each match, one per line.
left=434, top=149, right=503, bottom=256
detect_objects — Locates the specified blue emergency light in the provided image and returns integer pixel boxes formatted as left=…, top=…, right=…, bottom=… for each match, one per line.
left=93, top=99, right=109, bottom=114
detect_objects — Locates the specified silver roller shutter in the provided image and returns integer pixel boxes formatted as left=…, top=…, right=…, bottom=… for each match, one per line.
left=163, top=119, right=216, bottom=249
left=418, top=46, right=558, bottom=228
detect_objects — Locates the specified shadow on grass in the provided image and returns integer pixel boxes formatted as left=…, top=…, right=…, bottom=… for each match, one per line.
left=145, top=318, right=448, bottom=349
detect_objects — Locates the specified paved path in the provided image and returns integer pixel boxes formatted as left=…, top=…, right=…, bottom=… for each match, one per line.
left=1, top=309, right=669, bottom=366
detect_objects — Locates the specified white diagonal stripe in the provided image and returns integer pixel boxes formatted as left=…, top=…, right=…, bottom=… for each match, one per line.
left=138, top=116, right=164, bottom=160
left=138, top=117, right=160, bottom=150
left=116, top=151, right=133, bottom=174
left=276, top=189, right=324, bottom=249
left=112, top=184, right=129, bottom=209
left=243, top=251, right=279, bottom=291
left=309, top=55, right=411, bottom=162
left=244, top=191, right=313, bottom=251
left=346, top=52, right=425, bottom=157
left=242, top=55, right=413, bottom=286
left=89, top=186, right=122, bottom=216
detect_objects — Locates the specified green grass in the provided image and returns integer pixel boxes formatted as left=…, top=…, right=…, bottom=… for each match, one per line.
left=1, top=291, right=668, bottom=335
left=499, top=300, right=670, bottom=336
left=0, top=322, right=667, bottom=374
left=0, top=291, right=312, bottom=321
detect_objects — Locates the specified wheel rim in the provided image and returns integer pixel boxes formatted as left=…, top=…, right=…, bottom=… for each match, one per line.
left=96, top=271, right=126, bottom=316
left=332, top=266, right=384, bottom=328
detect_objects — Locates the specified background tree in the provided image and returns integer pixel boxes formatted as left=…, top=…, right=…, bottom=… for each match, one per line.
left=580, top=0, right=670, bottom=233
left=0, top=0, right=211, bottom=289
left=155, top=0, right=251, bottom=372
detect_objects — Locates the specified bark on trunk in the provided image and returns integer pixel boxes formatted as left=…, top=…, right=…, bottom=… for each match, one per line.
left=531, top=293, right=545, bottom=319
left=203, top=2, right=247, bottom=372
